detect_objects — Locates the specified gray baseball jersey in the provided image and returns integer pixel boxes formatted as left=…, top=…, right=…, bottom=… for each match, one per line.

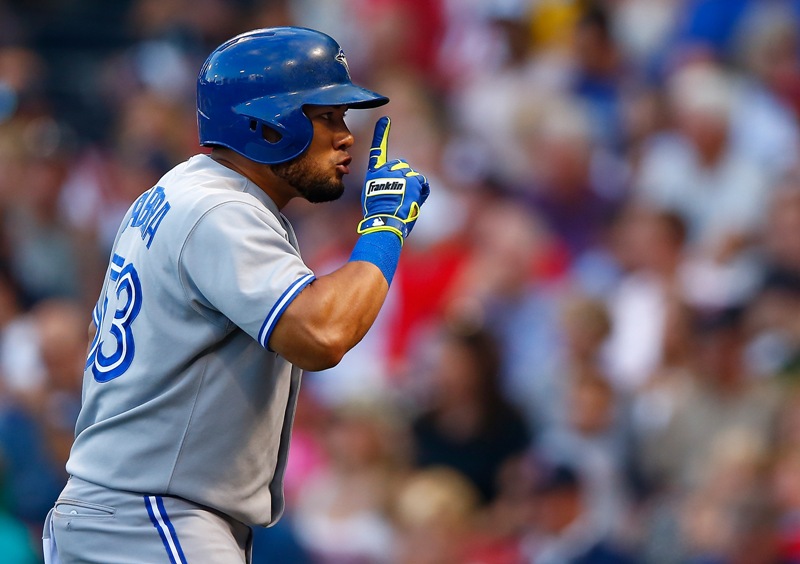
left=66, top=154, right=315, bottom=527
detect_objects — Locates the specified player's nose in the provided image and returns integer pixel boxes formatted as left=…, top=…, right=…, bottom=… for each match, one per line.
left=334, top=129, right=354, bottom=151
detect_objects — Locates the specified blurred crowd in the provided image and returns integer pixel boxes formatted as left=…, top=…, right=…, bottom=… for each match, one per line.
left=1, top=0, right=800, bottom=562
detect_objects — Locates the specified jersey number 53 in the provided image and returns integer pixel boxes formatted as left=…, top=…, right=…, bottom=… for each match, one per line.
left=85, top=253, right=143, bottom=382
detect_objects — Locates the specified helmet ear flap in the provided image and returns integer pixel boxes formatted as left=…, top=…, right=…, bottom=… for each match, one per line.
left=234, top=108, right=314, bottom=165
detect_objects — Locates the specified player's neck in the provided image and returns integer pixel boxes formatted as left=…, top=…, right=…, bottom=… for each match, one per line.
left=209, top=149, right=292, bottom=209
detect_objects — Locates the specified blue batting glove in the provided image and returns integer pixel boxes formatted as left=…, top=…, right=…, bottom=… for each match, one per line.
left=357, top=117, right=430, bottom=243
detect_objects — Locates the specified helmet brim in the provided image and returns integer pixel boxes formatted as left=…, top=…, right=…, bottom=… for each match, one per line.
left=234, top=84, right=389, bottom=122
left=300, top=83, right=389, bottom=109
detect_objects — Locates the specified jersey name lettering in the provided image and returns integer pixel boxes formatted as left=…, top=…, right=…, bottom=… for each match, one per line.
left=128, top=186, right=171, bottom=248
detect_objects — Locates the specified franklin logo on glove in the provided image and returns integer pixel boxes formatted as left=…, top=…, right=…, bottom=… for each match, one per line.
left=365, top=179, right=406, bottom=195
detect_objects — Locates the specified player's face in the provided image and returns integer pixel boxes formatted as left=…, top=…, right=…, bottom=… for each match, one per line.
left=270, top=106, right=354, bottom=204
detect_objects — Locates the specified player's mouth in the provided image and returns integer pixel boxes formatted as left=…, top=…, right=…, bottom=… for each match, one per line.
left=335, top=156, right=352, bottom=176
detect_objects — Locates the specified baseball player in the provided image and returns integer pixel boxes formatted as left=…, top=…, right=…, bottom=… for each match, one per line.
left=42, top=27, right=429, bottom=563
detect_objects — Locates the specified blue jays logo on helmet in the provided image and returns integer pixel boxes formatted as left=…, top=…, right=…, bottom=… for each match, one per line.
left=335, top=49, right=350, bottom=74
left=197, top=27, right=389, bottom=165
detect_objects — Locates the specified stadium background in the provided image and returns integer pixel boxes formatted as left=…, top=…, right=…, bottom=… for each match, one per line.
left=1, top=0, right=800, bottom=562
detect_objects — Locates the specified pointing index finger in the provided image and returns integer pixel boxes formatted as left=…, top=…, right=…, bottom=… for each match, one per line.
left=369, top=116, right=391, bottom=170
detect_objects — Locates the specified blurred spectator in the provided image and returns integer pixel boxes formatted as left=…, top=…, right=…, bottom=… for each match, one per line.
left=746, top=171, right=800, bottom=380
left=407, top=321, right=531, bottom=505
left=730, top=2, right=800, bottom=178
left=0, top=46, right=46, bottom=126
left=641, top=306, right=781, bottom=494
left=521, top=461, right=638, bottom=564
left=390, top=466, right=485, bottom=564
left=290, top=399, right=410, bottom=562
left=442, top=197, right=567, bottom=431
left=603, top=206, right=689, bottom=393
left=634, top=59, right=773, bottom=309
left=0, top=299, right=85, bottom=531
left=2, top=115, right=87, bottom=307
left=438, top=0, right=538, bottom=94
left=30, top=299, right=86, bottom=466
left=660, top=428, right=777, bottom=564
left=517, top=95, right=627, bottom=265
left=635, top=59, right=771, bottom=258
left=626, top=298, right=696, bottom=500
left=0, top=265, right=43, bottom=401
left=537, top=295, right=633, bottom=539
left=569, top=4, right=629, bottom=153
left=446, top=2, right=562, bottom=187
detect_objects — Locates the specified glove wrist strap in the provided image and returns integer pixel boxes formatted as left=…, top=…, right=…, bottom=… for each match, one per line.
left=357, top=214, right=408, bottom=240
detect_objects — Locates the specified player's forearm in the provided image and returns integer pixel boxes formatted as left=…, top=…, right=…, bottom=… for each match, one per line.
left=268, top=260, right=389, bottom=371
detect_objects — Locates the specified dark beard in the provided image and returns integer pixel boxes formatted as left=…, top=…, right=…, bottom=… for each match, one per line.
left=270, top=152, right=345, bottom=204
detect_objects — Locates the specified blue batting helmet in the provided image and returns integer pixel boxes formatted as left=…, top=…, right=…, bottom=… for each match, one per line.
left=197, top=27, right=389, bottom=164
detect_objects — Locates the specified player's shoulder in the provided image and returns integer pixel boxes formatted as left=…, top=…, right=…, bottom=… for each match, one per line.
left=160, top=155, right=281, bottom=223
left=162, top=155, right=252, bottom=200
left=113, top=155, right=288, bottom=255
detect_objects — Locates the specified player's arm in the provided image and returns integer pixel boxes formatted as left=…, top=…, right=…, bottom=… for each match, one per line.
left=268, top=261, right=388, bottom=371
left=269, top=117, right=429, bottom=371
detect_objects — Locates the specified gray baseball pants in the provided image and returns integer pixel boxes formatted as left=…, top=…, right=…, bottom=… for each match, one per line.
left=43, top=477, right=253, bottom=563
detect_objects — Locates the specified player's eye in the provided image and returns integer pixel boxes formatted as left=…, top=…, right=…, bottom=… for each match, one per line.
left=316, top=107, right=346, bottom=122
